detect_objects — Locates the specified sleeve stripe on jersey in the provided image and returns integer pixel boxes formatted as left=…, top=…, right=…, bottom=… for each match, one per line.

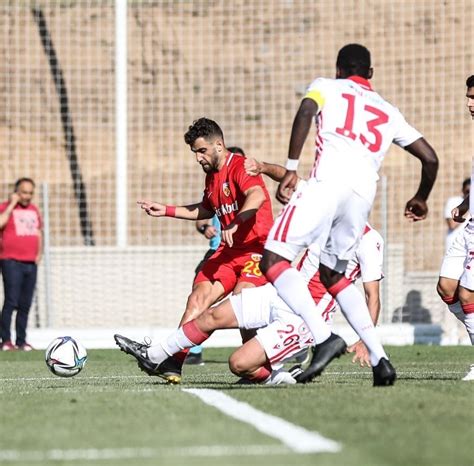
left=304, top=90, right=325, bottom=109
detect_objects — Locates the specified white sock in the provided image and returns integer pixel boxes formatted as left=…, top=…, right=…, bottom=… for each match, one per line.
left=335, top=284, right=387, bottom=366
left=147, top=328, right=194, bottom=364
left=273, top=267, right=331, bottom=344
left=448, top=301, right=466, bottom=323
left=265, top=369, right=297, bottom=385
left=463, top=313, right=474, bottom=345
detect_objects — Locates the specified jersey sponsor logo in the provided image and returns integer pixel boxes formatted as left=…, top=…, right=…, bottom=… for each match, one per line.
left=222, top=182, right=231, bottom=197
left=251, top=253, right=262, bottom=262
left=214, top=200, right=239, bottom=217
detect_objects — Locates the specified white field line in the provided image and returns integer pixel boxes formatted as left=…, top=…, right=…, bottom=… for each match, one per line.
left=0, top=445, right=291, bottom=462
left=183, top=388, right=341, bottom=454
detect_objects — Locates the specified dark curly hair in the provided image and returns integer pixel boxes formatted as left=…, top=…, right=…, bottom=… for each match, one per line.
left=466, top=75, right=474, bottom=88
left=184, top=118, right=224, bottom=146
left=336, top=43, right=371, bottom=78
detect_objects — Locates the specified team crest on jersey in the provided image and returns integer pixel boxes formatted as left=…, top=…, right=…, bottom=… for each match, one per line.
left=251, top=254, right=262, bottom=262
left=222, top=182, right=231, bottom=197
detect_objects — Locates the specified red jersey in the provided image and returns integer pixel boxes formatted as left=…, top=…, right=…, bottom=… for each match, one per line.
left=201, top=152, right=273, bottom=249
left=0, top=202, right=42, bottom=262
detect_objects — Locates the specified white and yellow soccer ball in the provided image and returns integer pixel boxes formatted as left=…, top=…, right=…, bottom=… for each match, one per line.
left=45, top=336, right=87, bottom=377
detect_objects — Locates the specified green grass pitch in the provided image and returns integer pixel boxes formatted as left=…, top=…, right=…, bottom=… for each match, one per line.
left=0, top=345, right=472, bottom=466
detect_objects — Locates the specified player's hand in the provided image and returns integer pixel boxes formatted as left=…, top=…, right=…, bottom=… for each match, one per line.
left=222, top=223, right=238, bottom=248
left=9, top=192, right=20, bottom=206
left=451, top=207, right=466, bottom=223
left=404, top=196, right=428, bottom=222
left=204, top=225, right=218, bottom=240
left=137, top=199, right=166, bottom=217
left=244, top=158, right=263, bottom=177
left=452, top=204, right=469, bottom=223
left=276, top=171, right=298, bottom=205
left=347, top=340, right=371, bottom=367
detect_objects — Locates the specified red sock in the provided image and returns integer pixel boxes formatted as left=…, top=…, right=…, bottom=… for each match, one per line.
left=327, top=277, right=352, bottom=297
left=266, top=261, right=291, bottom=283
left=246, top=362, right=272, bottom=383
left=461, top=302, right=474, bottom=314
left=441, top=295, right=458, bottom=305
left=182, top=320, right=210, bottom=345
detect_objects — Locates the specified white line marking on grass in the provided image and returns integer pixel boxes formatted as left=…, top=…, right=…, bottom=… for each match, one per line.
left=183, top=388, right=341, bottom=454
left=0, top=445, right=290, bottom=462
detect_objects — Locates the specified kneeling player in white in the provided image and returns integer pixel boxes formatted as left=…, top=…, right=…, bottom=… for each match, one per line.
left=116, top=284, right=313, bottom=385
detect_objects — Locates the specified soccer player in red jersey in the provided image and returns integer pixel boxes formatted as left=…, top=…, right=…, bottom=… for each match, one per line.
left=117, top=118, right=274, bottom=382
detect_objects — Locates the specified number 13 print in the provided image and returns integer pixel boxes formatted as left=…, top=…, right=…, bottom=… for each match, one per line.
left=335, top=93, right=388, bottom=152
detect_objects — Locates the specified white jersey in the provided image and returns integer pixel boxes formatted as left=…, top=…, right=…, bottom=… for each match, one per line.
left=297, top=224, right=384, bottom=321
left=444, top=195, right=464, bottom=251
left=470, top=158, right=474, bottom=216
left=305, top=76, right=422, bottom=202
left=298, top=224, right=383, bottom=286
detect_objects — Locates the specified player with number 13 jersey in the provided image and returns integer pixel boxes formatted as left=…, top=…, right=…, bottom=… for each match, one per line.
left=307, top=75, right=422, bottom=204
left=261, top=43, right=439, bottom=385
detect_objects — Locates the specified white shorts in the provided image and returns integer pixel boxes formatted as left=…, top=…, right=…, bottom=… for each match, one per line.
left=256, top=311, right=313, bottom=370
left=461, top=221, right=474, bottom=290
left=440, top=220, right=474, bottom=291
left=265, top=178, right=372, bottom=273
left=229, top=284, right=314, bottom=369
left=229, top=284, right=274, bottom=330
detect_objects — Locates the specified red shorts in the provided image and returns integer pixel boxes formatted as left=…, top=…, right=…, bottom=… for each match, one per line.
left=194, top=244, right=268, bottom=295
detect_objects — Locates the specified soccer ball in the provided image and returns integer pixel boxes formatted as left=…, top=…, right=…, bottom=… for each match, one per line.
left=45, top=336, right=87, bottom=377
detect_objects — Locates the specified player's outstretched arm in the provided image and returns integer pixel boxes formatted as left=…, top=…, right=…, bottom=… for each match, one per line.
left=244, top=157, right=286, bottom=182
left=347, top=280, right=380, bottom=367
left=277, top=98, right=318, bottom=204
left=137, top=200, right=214, bottom=221
left=403, top=138, right=439, bottom=221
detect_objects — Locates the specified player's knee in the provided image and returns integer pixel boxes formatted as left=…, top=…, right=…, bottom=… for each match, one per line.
left=458, top=287, right=474, bottom=305
left=436, top=277, right=457, bottom=299
left=259, top=254, right=272, bottom=275
left=228, top=353, right=247, bottom=376
left=197, top=307, right=218, bottom=328
left=260, top=251, right=290, bottom=279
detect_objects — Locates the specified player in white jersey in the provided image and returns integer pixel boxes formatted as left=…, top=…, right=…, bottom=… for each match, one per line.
left=114, top=229, right=383, bottom=385
left=437, top=75, right=474, bottom=381
left=259, top=43, right=439, bottom=386
left=245, top=157, right=384, bottom=366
